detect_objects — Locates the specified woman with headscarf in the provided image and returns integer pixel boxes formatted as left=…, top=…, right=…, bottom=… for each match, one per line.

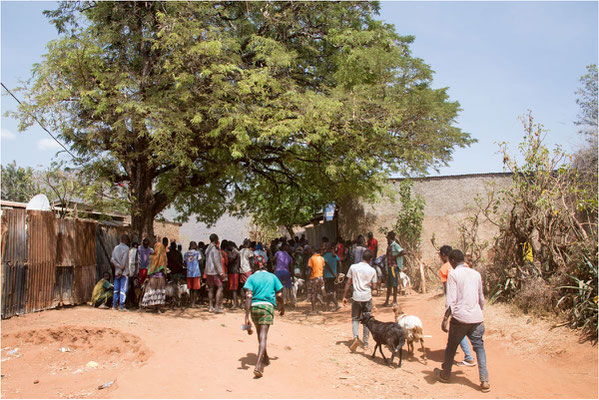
left=141, top=237, right=168, bottom=312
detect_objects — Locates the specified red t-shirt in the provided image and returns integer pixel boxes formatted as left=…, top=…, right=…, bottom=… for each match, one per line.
left=367, top=238, right=378, bottom=253
left=336, top=243, right=344, bottom=260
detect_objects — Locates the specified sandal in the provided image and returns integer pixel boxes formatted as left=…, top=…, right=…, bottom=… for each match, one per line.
left=253, top=368, right=263, bottom=378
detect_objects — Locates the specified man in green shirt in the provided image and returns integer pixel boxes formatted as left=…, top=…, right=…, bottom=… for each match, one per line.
left=91, top=272, right=114, bottom=308
left=384, top=231, right=406, bottom=307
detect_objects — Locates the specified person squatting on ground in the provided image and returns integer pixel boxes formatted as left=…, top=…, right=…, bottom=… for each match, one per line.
left=439, top=244, right=476, bottom=367
left=184, top=241, right=203, bottom=308
left=110, top=234, right=130, bottom=310
left=322, top=243, right=341, bottom=311
left=435, top=249, right=490, bottom=393
left=243, top=260, right=285, bottom=378
left=307, top=249, right=326, bottom=313
left=384, top=231, right=405, bottom=307
left=205, top=234, right=225, bottom=314
left=140, top=238, right=168, bottom=312
left=91, top=272, right=114, bottom=308
left=343, top=249, right=378, bottom=351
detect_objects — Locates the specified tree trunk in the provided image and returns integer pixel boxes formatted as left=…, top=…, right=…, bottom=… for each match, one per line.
left=129, top=163, right=157, bottom=242
left=285, top=225, right=295, bottom=239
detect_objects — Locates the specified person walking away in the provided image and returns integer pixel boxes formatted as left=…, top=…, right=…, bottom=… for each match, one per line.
left=307, top=249, right=326, bottom=314
left=243, top=260, right=284, bottom=378
left=110, top=234, right=130, bottom=311
left=435, top=249, right=490, bottom=393
left=439, top=245, right=476, bottom=367
left=205, top=234, right=225, bottom=313
left=384, top=231, right=405, bottom=307
left=226, top=241, right=241, bottom=309
left=342, top=249, right=377, bottom=351
left=184, top=241, right=202, bottom=308
left=138, top=238, right=153, bottom=285
left=141, top=238, right=168, bottom=312
left=91, top=272, right=114, bottom=308
left=322, top=243, right=341, bottom=311
left=367, top=232, right=378, bottom=259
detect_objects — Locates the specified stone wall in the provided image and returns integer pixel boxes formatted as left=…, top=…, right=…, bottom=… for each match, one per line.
left=153, top=220, right=181, bottom=243
left=337, top=173, right=513, bottom=266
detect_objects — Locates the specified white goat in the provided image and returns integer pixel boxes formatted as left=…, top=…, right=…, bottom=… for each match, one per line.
left=392, top=304, right=426, bottom=363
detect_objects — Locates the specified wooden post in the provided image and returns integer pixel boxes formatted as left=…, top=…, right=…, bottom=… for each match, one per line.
left=419, top=261, right=426, bottom=294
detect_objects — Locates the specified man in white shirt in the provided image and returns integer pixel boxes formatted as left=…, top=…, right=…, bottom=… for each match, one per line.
left=110, top=234, right=130, bottom=311
left=342, top=249, right=378, bottom=351
left=435, top=249, right=490, bottom=393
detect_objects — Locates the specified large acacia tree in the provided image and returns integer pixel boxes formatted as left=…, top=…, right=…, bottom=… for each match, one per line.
left=13, top=1, right=473, bottom=239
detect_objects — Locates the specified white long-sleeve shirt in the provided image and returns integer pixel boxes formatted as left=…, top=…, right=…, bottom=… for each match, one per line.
left=446, top=263, right=485, bottom=324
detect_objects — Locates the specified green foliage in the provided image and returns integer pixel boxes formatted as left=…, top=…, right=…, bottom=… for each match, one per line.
left=480, top=113, right=598, bottom=340
left=557, top=256, right=598, bottom=340
left=392, top=179, right=425, bottom=254
left=1, top=161, right=40, bottom=202
left=575, top=64, right=598, bottom=139
left=9, top=1, right=473, bottom=238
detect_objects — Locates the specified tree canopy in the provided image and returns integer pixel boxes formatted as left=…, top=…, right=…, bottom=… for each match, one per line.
left=12, top=1, right=474, bottom=238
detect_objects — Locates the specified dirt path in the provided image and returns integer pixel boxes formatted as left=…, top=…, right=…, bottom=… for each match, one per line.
left=1, top=291, right=596, bottom=399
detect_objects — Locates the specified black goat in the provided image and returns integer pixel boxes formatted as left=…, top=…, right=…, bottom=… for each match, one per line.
left=361, top=315, right=406, bottom=367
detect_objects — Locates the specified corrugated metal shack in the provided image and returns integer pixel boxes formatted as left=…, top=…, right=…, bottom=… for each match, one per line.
left=1, top=207, right=128, bottom=319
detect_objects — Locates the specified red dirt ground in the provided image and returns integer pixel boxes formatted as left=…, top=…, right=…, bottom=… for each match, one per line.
left=1, top=291, right=597, bottom=399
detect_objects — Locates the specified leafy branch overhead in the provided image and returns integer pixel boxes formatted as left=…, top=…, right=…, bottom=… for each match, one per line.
left=10, top=1, right=474, bottom=238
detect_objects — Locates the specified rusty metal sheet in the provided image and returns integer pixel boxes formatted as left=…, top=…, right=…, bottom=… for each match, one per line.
left=53, top=266, right=74, bottom=306
left=1, top=209, right=28, bottom=318
left=96, top=225, right=128, bottom=279
left=56, top=218, right=75, bottom=267
left=73, top=220, right=98, bottom=303
left=26, top=211, right=57, bottom=313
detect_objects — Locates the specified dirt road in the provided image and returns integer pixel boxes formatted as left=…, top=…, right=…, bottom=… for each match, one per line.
left=1, top=291, right=597, bottom=399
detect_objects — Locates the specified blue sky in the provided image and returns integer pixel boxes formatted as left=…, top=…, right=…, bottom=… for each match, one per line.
left=1, top=1, right=597, bottom=176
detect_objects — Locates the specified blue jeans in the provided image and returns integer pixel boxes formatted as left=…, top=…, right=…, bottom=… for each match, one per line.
left=442, top=318, right=489, bottom=382
left=351, top=299, right=372, bottom=346
left=112, top=275, right=129, bottom=309
left=460, top=336, right=473, bottom=362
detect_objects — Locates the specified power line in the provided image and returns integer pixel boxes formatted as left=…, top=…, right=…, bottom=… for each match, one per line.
left=1, top=82, right=77, bottom=159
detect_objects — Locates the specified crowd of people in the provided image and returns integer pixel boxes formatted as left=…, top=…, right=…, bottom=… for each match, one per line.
left=91, top=230, right=489, bottom=390
left=93, top=231, right=408, bottom=314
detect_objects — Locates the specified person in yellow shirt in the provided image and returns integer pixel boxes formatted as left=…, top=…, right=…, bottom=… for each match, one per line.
left=307, top=249, right=326, bottom=314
